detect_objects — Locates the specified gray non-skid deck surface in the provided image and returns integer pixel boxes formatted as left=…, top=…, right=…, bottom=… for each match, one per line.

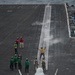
left=0, top=4, right=75, bottom=75
left=47, top=4, right=75, bottom=75
left=0, top=5, right=45, bottom=75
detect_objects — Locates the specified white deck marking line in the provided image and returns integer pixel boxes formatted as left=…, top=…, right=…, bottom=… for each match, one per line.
left=18, top=69, right=22, bottom=75
left=37, top=4, right=51, bottom=70
left=64, top=3, right=71, bottom=38
left=54, top=68, right=58, bottom=75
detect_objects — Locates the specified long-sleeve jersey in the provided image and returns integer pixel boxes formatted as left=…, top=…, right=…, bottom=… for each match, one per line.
left=25, top=60, right=29, bottom=68
left=14, top=56, right=18, bottom=63
left=10, top=57, right=14, bottom=64
left=14, top=43, right=18, bottom=48
left=39, top=48, right=45, bottom=53
left=20, top=38, right=24, bottom=42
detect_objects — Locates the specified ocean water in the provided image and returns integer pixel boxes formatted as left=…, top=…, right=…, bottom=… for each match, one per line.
left=0, top=0, right=75, bottom=5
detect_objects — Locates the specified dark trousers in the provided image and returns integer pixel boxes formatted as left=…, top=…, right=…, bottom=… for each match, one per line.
left=10, top=63, right=14, bottom=71
left=42, top=63, right=45, bottom=71
left=40, top=53, right=45, bottom=59
left=15, top=63, right=17, bottom=69
left=15, top=48, right=18, bottom=54
left=25, top=66, right=29, bottom=73
left=18, top=63, right=22, bottom=70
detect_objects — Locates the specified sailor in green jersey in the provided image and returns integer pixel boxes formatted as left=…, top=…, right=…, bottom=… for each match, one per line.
left=14, top=54, right=18, bottom=69
left=14, top=42, right=18, bottom=54
left=25, top=58, right=30, bottom=73
left=10, top=56, right=14, bottom=71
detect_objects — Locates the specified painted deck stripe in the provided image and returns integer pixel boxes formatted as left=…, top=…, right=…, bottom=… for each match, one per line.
left=54, top=68, right=58, bottom=75
left=37, top=4, right=51, bottom=70
left=18, top=69, right=22, bottom=75
left=64, top=3, right=71, bottom=38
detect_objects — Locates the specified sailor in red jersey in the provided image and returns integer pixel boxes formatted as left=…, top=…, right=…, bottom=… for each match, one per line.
left=20, top=36, right=24, bottom=48
left=15, top=37, right=19, bottom=47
